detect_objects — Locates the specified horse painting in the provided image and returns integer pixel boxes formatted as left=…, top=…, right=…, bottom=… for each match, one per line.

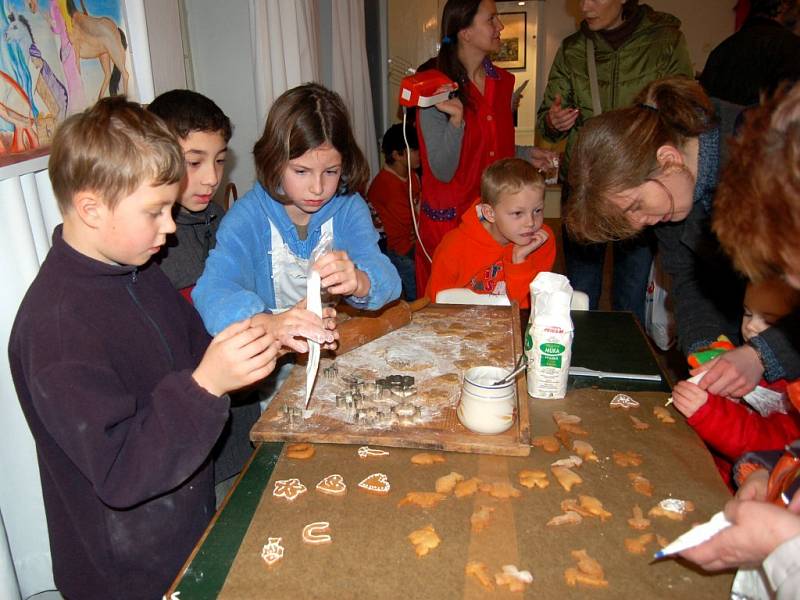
left=4, top=12, right=68, bottom=120
left=0, top=69, right=38, bottom=153
left=64, top=0, right=128, bottom=100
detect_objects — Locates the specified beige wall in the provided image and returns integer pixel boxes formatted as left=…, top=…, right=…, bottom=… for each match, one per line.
left=535, top=0, right=737, bottom=112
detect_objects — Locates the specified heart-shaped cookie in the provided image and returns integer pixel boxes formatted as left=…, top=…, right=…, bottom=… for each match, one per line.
left=316, top=474, right=347, bottom=496
left=358, top=472, right=391, bottom=495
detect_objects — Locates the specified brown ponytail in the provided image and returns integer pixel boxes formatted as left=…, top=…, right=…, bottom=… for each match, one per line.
left=566, top=76, right=715, bottom=243
left=431, top=0, right=483, bottom=109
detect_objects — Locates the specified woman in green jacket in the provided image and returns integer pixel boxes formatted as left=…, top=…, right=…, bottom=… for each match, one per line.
left=536, top=0, right=692, bottom=324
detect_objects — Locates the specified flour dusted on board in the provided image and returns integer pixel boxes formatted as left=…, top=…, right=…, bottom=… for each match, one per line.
left=525, top=272, right=574, bottom=399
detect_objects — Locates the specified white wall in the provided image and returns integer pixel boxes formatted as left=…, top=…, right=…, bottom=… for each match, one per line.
left=182, top=0, right=261, bottom=194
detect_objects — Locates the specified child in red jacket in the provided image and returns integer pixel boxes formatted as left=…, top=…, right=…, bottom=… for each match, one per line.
left=425, top=158, right=555, bottom=308
left=672, top=278, right=800, bottom=486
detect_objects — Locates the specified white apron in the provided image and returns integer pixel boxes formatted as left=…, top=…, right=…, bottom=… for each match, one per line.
left=269, top=217, right=333, bottom=313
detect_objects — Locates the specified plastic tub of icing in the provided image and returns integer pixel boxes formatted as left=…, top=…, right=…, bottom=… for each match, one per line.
left=457, top=366, right=516, bottom=434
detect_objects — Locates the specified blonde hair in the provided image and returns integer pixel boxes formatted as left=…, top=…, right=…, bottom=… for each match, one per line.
left=713, top=82, right=800, bottom=281
left=49, top=96, right=184, bottom=213
left=565, top=76, right=715, bottom=242
left=253, top=83, right=369, bottom=204
left=480, top=158, right=544, bottom=207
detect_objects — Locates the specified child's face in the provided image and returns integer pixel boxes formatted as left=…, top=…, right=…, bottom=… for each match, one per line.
left=91, top=181, right=179, bottom=266
left=393, top=148, right=420, bottom=171
left=178, top=130, right=227, bottom=212
left=741, top=279, right=798, bottom=341
left=482, top=185, right=545, bottom=246
left=281, top=143, right=342, bottom=223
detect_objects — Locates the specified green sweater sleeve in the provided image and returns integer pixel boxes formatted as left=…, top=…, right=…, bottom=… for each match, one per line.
left=536, top=44, right=573, bottom=143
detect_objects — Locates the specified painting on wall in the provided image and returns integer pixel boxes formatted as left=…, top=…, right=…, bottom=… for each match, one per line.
left=0, top=0, right=138, bottom=167
left=490, top=12, right=526, bottom=70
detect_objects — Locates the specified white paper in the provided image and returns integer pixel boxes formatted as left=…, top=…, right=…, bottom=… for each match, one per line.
left=305, top=270, right=322, bottom=409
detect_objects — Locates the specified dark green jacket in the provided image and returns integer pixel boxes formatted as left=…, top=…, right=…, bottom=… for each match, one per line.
left=536, top=5, right=693, bottom=176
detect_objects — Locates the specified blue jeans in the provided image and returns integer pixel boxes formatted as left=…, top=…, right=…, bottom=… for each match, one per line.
left=386, top=249, right=417, bottom=301
left=563, top=224, right=653, bottom=325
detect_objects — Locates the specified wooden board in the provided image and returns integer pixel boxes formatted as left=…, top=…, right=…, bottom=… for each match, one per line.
left=251, top=304, right=531, bottom=456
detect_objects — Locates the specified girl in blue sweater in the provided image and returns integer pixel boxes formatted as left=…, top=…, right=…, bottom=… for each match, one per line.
left=194, top=84, right=401, bottom=350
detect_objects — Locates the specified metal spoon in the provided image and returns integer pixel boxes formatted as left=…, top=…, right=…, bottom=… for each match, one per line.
left=493, top=354, right=528, bottom=386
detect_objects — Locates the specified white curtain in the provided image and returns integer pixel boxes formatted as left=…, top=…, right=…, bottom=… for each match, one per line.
left=330, top=0, right=379, bottom=177
left=0, top=169, right=62, bottom=599
left=249, top=0, right=320, bottom=127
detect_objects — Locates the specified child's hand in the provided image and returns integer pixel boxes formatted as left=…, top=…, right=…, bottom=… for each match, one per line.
left=512, top=229, right=549, bottom=263
left=736, top=468, right=769, bottom=502
left=314, top=251, right=370, bottom=297
left=671, top=379, right=708, bottom=418
left=193, top=319, right=280, bottom=397
left=251, top=304, right=338, bottom=354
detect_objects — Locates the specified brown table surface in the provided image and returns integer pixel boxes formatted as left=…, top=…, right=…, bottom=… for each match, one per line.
left=168, top=312, right=733, bottom=599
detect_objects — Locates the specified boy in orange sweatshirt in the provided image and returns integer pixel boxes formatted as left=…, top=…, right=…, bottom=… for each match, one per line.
left=426, top=158, right=555, bottom=308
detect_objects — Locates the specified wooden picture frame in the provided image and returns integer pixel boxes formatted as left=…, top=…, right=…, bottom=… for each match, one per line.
left=490, top=12, right=526, bottom=70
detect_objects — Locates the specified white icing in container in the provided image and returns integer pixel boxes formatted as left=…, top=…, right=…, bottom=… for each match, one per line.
left=457, top=366, right=516, bottom=434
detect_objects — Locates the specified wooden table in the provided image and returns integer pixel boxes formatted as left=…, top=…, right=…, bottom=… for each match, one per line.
left=167, top=312, right=733, bottom=599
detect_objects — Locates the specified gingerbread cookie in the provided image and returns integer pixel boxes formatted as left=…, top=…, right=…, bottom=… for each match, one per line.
left=435, top=471, right=464, bottom=494
left=612, top=450, right=643, bottom=467
left=610, top=393, right=639, bottom=409
left=358, top=446, right=390, bottom=458
left=465, top=561, right=494, bottom=590
left=397, top=491, right=447, bottom=509
left=572, top=440, right=599, bottom=462
left=627, top=505, right=651, bottom=530
left=302, top=522, right=332, bottom=545
left=358, top=473, right=391, bottom=495
left=628, top=472, right=654, bottom=497
left=576, top=495, right=612, bottom=521
left=261, top=537, right=284, bottom=567
left=453, top=477, right=482, bottom=498
left=470, top=505, right=495, bottom=532
left=649, top=498, right=695, bottom=521
left=653, top=406, right=676, bottom=424
left=551, top=466, right=583, bottom=492
left=495, top=565, right=533, bottom=592
left=625, top=533, right=654, bottom=555
left=630, top=415, right=650, bottom=430
left=532, top=435, right=560, bottom=453
left=316, top=474, right=346, bottom=496
left=273, top=478, right=307, bottom=501
left=408, top=524, right=440, bottom=557
left=552, top=410, right=582, bottom=426
left=410, top=452, right=445, bottom=465
left=479, top=481, right=521, bottom=499
left=552, top=455, right=583, bottom=469
left=547, top=511, right=583, bottom=527
left=564, top=549, right=608, bottom=588
left=518, top=469, right=549, bottom=489
left=285, top=443, right=315, bottom=460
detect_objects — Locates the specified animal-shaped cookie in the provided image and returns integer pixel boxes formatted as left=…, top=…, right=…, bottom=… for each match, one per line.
left=397, top=492, right=447, bottom=509
left=408, top=524, right=440, bottom=557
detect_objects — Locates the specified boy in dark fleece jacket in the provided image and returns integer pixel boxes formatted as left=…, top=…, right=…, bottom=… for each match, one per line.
left=8, top=97, right=279, bottom=599
left=426, top=158, right=555, bottom=308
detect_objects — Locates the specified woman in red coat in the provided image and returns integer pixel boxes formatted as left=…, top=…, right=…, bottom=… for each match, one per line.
left=415, top=0, right=517, bottom=292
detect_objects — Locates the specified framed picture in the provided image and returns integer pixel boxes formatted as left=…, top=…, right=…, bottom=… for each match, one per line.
left=0, top=0, right=143, bottom=170
left=490, top=12, right=526, bottom=70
